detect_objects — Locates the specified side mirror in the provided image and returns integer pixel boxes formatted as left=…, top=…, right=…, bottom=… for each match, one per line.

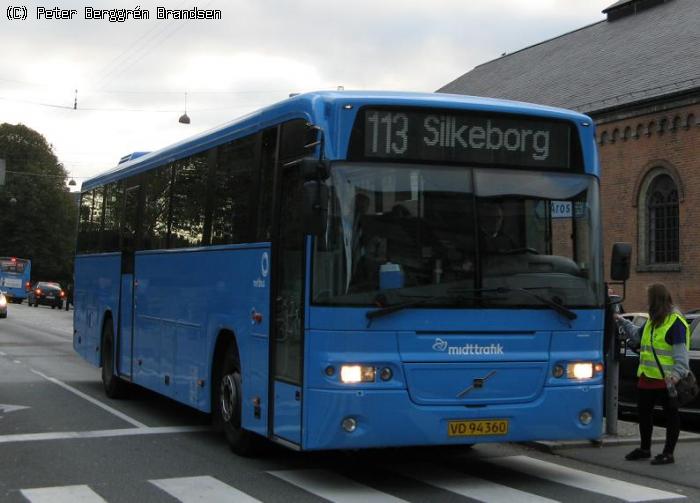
left=302, top=180, right=329, bottom=236
left=610, top=242, right=631, bottom=281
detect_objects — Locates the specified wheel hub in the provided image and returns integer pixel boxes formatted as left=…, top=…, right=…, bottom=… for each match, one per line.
left=220, top=374, right=237, bottom=422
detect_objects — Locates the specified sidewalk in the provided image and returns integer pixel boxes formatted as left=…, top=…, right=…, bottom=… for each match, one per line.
left=532, top=420, right=700, bottom=490
left=534, top=419, right=700, bottom=450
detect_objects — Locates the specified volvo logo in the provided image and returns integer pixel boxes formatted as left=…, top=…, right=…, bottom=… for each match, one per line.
left=456, top=370, right=497, bottom=398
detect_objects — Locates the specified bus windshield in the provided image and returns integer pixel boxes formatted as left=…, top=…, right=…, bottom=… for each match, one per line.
left=313, top=163, right=602, bottom=309
left=0, top=259, right=27, bottom=274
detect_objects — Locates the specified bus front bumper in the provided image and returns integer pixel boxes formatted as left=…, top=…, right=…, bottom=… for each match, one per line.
left=302, top=385, right=603, bottom=450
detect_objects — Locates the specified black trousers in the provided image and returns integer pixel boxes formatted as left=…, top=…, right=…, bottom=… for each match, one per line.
left=637, top=387, right=680, bottom=454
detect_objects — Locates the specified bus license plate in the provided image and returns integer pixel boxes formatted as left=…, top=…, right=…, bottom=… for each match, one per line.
left=448, top=419, right=509, bottom=437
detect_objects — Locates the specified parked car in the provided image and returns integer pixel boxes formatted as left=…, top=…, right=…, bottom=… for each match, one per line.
left=0, top=291, right=7, bottom=318
left=619, top=315, right=700, bottom=420
left=621, top=312, right=649, bottom=327
left=27, top=282, right=65, bottom=309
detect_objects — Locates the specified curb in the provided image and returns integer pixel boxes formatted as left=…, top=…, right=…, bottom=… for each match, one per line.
left=530, top=431, right=700, bottom=453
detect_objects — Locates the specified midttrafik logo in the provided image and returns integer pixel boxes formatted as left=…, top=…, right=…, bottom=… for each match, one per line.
left=432, top=337, right=504, bottom=355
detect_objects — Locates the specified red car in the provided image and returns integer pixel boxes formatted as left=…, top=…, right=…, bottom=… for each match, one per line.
left=28, top=282, right=65, bottom=309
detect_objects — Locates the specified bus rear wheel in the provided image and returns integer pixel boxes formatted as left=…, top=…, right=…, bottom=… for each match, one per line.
left=101, top=320, right=127, bottom=398
left=214, top=344, right=261, bottom=456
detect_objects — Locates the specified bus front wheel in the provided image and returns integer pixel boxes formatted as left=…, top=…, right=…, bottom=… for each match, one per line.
left=101, top=320, right=127, bottom=398
left=215, top=344, right=260, bottom=456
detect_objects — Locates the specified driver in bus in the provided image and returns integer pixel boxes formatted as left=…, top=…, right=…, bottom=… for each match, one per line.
left=478, top=201, right=517, bottom=254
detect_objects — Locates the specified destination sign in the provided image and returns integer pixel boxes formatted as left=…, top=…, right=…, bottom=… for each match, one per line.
left=353, top=108, right=576, bottom=170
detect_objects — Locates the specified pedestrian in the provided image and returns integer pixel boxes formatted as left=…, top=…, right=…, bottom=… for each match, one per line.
left=65, top=282, right=73, bottom=312
left=615, top=283, right=691, bottom=465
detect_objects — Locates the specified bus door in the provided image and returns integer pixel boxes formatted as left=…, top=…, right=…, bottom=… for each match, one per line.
left=270, top=162, right=305, bottom=446
left=118, top=183, right=141, bottom=379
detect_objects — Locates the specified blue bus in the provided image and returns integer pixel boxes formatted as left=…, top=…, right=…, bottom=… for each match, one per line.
left=75, top=91, right=612, bottom=454
left=0, top=257, right=31, bottom=303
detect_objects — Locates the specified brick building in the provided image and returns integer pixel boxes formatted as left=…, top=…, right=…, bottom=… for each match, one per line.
left=439, top=0, right=699, bottom=311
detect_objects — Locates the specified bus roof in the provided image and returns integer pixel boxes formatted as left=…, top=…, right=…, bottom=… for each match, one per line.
left=82, top=90, right=593, bottom=191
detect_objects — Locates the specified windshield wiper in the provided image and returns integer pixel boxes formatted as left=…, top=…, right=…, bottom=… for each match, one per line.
left=484, top=287, right=577, bottom=321
left=365, top=293, right=469, bottom=326
left=364, top=286, right=576, bottom=326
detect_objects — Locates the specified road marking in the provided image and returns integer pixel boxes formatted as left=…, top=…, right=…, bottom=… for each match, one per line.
left=269, top=469, right=409, bottom=503
left=151, top=476, right=261, bottom=502
left=21, top=484, right=107, bottom=502
left=396, top=464, right=558, bottom=503
left=0, top=351, right=6, bottom=355
left=0, top=425, right=208, bottom=444
left=14, top=359, right=22, bottom=364
left=490, top=455, right=685, bottom=502
left=0, top=403, right=30, bottom=414
left=30, top=369, right=147, bottom=428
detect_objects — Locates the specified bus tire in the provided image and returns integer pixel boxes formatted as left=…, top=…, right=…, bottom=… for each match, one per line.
left=101, top=319, right=127, bottom=399
left=214, top=343, right=260, bottom=457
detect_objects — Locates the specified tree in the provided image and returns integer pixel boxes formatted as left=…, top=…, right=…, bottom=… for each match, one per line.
left=0, top=123, right=78, bottom=283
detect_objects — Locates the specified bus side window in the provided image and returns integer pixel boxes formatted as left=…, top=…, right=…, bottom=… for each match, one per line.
left=210, top=135, right=257, bottom=245
left=142, top=165, right=172, bottom=250
left=103, top=181, right=124, bottom=252
left=121, top=180, right=143, bottom=273
left=77, top=191, right=93, bottom=254
left=170, top=156, right=207, bottom=248
left=257, top=127, right=278, bottom=242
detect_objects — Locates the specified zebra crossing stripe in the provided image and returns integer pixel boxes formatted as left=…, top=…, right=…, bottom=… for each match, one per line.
left=20, top=485, right=107, bottom=503
left=396, top=464, right=558, bottom=503
left=268, top=469, right=409, bottom=503
left=150, top=476, right=261, bottom=503
left=490, top=456, right=685, bottom=502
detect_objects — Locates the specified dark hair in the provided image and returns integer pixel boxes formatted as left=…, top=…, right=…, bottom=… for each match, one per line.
left=647, top=283, right=674, bottom=328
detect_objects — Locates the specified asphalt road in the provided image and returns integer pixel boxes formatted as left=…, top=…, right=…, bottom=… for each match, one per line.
left=0, top=302, right=696, bottom=502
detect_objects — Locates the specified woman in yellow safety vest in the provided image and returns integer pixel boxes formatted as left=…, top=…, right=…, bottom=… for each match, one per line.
left=615, top=283, right=691, bottom=465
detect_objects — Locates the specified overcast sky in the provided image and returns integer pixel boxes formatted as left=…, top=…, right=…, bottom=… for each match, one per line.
left=0, top=0, right=613, bottom=190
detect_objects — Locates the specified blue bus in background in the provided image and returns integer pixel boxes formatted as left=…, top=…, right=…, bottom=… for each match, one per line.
left=75, top=91, right=611, bottom=454
left=0, top=257, right=31, bottom=303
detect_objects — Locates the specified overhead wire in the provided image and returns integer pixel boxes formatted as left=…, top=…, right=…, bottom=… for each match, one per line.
left=0, top=93, right=277, bottom=113
left=89, top=0, right=192, bottom=91
left=91, top=0, right=220, bottom=91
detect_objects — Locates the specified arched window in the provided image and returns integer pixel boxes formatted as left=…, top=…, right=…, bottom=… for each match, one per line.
left=646, top=174, right=679, bottom=264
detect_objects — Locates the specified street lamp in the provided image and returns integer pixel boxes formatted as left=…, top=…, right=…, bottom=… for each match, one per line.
left=178, top=92, right=191, bottom=124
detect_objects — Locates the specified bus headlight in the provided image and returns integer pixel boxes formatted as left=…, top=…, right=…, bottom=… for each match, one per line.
left=340, top=365, right=375, bottom=383
left=567, top=362, right=594, bottom=379
left=0, top=295, right=6, bottom=307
